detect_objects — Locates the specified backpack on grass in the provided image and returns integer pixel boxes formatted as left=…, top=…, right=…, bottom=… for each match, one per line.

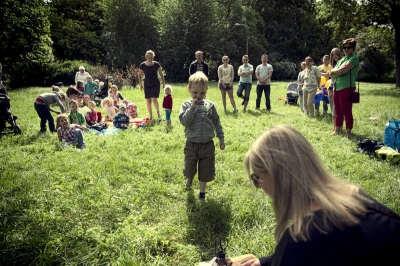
left=383, top=120, right=400, bottom=151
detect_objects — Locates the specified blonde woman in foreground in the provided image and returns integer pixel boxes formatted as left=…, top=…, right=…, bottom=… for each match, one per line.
left=213, top=125, right=400, bottom=266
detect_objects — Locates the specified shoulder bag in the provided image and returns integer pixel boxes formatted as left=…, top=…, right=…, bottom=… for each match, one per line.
left=349, top=69, right=360, bottom=104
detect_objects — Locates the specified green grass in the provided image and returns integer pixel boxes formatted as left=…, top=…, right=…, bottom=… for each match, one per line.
left=1, top=82, right=400, bottom=265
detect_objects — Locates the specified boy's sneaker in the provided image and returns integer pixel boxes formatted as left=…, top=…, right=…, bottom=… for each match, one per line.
left=198, top=192, right=206, bottom=203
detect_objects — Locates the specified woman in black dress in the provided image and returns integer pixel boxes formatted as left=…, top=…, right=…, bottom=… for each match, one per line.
left=138, top=50, right=165, bottom=120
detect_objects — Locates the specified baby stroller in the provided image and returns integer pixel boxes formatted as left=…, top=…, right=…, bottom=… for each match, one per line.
left=0, top=85, right=21, bottom=135
left=94, top=76, right=113, bottom=106
left=285, top=82, right=299, bottom=105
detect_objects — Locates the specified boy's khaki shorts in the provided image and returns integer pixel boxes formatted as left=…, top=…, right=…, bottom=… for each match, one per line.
left=183, top=140, right=215, bottom=182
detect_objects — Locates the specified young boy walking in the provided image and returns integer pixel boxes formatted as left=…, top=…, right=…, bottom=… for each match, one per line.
left=179, top=71, right=225, bottom=203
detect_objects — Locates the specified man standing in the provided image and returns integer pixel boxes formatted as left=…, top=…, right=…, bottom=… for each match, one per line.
left=255, top=54, right=273, bottom=111
left=189, top=51, right=209, bottom=77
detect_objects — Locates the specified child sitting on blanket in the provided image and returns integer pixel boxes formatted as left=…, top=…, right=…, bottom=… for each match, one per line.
left=113, top=103, right=130, bottom=129
left=85, top=101, right=99, bottom=126
left=101, top=96, right=118, bottom=121
left=122, top=99, right=138, bottom=118
left=56, top=113, right=87, bottom=150
left=68, top=100, right=86, bottom=126
left=108, top=85, right=125, bottom=107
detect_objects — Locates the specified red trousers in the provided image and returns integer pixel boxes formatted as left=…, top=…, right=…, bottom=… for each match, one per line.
left=333, top=87, right=355, bottom=129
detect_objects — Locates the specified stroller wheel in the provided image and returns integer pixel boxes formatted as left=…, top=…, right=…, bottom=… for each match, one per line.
left=13, top=124, right=22, bottom=135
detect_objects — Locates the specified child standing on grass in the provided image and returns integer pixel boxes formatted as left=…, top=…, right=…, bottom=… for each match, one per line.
left=68, top=100, right=86, bottom=126
left=113, top=103, right=130, bottom=129
left=84, top=75, right=97, bottom=100
left=179, top=71, right=225, bottom=203
left=34, top=91, right=66, bottom=133
left=162, top=85, right=173, bottom=125
left=56, top=113, right=87, bottom=150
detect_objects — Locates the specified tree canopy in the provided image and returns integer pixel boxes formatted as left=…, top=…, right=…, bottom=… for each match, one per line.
left=0, top=0, right=397, bottom=87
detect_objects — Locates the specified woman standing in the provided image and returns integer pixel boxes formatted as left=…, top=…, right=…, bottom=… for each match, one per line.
left=75, top=66, right=90, bottom=85
left=330, top=38, right=359, bottom=138
left=218, top=56, right=237, bottom=113
left=296, top=61, right=306, bottom=113
left=302, top=56, right=321, bottom=117
left=328, top=48, right=343, bottom=132
left=138, top=50, right=166, bottom=120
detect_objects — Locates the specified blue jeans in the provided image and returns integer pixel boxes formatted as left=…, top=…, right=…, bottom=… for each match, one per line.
left=34, top=102, right=55, bottom=132
left=315, top=101, right=328, bottom=114
left=236, top=82, right=252, bottom=101
left=65, top=128, right=85, bottom=149
left=256, top=84, right=271, bottom=110
left=298, top=89, right=304, bottom=112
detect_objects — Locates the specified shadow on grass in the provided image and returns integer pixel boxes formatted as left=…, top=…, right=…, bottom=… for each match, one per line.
left=185, top=190, right=232, bottom=261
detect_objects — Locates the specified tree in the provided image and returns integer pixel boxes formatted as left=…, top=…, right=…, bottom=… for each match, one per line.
left=0, top=0, right=54, bottom=87
left=101, top=0, right=159, bottom=68
left=359, top=0, right=400, bottom=87
left=48, top=0, right=105, bottom=63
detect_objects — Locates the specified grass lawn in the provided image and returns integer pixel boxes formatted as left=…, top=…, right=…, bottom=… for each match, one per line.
left=1, top=81, right=400, bottom=265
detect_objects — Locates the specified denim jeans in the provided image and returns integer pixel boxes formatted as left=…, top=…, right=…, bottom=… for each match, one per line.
left=236, top=82, right=252, bottom=101
left=34, top=102, right=55, bottom=132
left=256, top=84, right=271, bottom=110
left=298, top=89, right=304, bottom=112
left=65, top=128, right=85, bottom=149
left=315, top=101, right=328, bottom=114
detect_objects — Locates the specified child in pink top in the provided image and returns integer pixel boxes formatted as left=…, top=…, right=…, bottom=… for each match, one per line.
left=101, top=96, right=118, bottom=121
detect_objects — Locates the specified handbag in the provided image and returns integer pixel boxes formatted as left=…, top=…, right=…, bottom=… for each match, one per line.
left=349, top=70, right=360, bottom=103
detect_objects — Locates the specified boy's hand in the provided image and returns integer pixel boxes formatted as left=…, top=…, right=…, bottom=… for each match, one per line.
left=192, top=97, right=199, bottom=107
left=220, top=141, right=225, bottom=150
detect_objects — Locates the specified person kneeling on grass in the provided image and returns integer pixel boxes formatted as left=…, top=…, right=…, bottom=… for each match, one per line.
left=212, top=125, right=400, bottom=266
left=56, top=113, right=87, bottom=150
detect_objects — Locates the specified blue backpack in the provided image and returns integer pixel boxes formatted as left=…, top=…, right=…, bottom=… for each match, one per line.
left=383, top=120, right=400, bottom=151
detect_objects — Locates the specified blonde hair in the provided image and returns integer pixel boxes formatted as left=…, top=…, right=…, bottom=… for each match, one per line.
left=56, top=113, right=68, bottom=129
left=146, top=50, right=155, bottom=57
left=89, top=101, right=96, bottom=107
left=164, top=85, right=172, bottom=95
left=101, top=96, right=113, bottom=109
left=330, top=48, right=343, bottom=68
left=188, top=71, right=208, bottom=89
left=195, top=51, right=203, bottom=56
left=244, top=125, right=370, bottom=243
left=52, top=85, right=60, bottom=92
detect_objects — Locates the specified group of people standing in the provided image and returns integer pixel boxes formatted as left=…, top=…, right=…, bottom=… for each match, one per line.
left=218, top=53, right=273, bottom=113
left=297, top=38, right=359, bottom=138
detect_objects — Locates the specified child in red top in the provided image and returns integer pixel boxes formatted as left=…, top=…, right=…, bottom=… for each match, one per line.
left=162, top=85, right=173, bottom=125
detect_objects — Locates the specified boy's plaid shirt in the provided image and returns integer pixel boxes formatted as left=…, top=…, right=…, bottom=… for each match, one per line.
left=57, top=124, right=85, bottom=142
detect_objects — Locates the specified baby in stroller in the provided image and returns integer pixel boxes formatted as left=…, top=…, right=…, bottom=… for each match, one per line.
left=0, top=84, right=21, bottom=135
left=285, top=82, right=299, bottom=105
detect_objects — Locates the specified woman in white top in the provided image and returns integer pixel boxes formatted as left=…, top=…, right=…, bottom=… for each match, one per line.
left=75, top=66, right=90, bottom=85
left=218, top=55, right=237, bottom=113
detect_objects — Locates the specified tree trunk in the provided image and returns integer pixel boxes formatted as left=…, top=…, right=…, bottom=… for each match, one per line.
left=392, top=4, right=400, bottom=87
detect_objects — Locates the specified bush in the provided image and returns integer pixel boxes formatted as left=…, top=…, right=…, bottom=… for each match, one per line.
left=270, top=60, right=297, bottom=81
left=91, top=65, right=139, bottom=89
left=44, top=60, right=93, bottom=86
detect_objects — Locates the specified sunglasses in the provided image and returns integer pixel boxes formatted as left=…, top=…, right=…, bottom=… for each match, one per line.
left=343, top=46, right=353, bottom=50
left=250, top=173, right=261, bottom=188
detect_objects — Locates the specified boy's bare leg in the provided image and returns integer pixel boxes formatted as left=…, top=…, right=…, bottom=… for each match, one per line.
left=200, top=181, right=206, bottom=193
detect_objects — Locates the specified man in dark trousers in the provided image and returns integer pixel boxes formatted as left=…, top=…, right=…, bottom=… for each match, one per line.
left=189, top=51, right=209, bottom=78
